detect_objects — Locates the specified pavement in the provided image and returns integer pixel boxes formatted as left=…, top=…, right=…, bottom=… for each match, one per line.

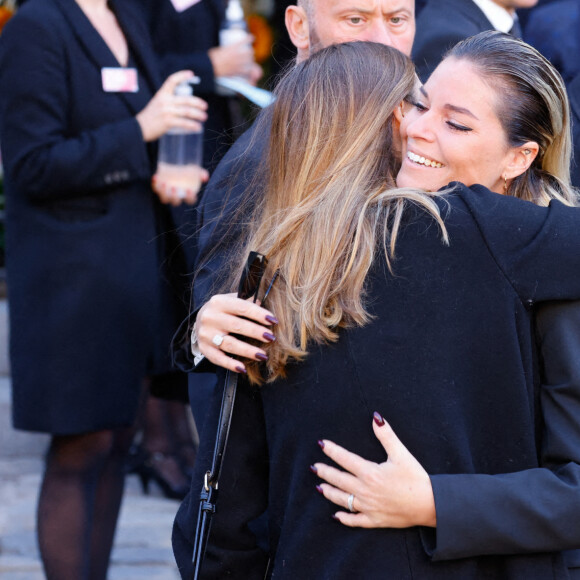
left=0, top=298, right=186, bottom=580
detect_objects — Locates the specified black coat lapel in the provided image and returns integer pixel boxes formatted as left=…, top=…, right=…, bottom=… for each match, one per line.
left=110, top=0, right=162, bottom=92
left=51, top=0, right=160, bottom=115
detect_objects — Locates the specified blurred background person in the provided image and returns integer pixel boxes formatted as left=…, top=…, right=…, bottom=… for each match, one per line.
left=0, top=0, right=207, bottom=578
left=521, top=0, right=580, bottom=187
left=524, top=0, right=580, bottom=85
left=130, top=0, right=263, bottom=480
left=413, top=0, right=538, bottom=81
left=141, top=0, right=262, bottom=177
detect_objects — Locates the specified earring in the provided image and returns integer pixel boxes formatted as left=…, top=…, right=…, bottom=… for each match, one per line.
left=524, top=149, right=531, bottom=155
left=503, top=175, right=508, bottom=194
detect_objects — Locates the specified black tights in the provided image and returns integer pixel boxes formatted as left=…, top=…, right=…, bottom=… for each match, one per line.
left=37, top=427, right=134, bottom=580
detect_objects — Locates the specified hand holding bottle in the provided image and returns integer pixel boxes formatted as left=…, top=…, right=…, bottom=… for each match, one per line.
left=136, top=70, right=208, bottom=142
left=152, top=75, right=207, bottom=206
left=209, top=39, right=262, bottom=86
left=215, top=0, right=263, bottom=93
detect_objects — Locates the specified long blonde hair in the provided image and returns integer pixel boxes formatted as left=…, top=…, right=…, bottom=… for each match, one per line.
left=233, top=42, right=448, bottom=384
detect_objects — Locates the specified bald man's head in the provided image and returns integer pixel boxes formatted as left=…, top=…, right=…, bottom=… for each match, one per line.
left=286, top=0, right=415, bottom=62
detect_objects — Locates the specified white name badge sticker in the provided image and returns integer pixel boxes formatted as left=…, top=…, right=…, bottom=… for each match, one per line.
left=169, top=0, right=202, bottom=12
left=101, top=68, right=139, bottom=93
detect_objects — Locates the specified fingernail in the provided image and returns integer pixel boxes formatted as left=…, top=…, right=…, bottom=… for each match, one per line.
left=265, top=315, right=279, bottom=325
left=331, top=514, right=339, bottom=521
left=263, top=332, right=276, bottom=342
left=310, top=464, right=318, bottom=474
left=318, top=439, right=325, bottom=449
left=235, top=366, right=247, bottom=374
left=373, top=411, right=385, bottom=426
left=255, top=352, right=268, bottom=362
left=316, top=485, right=324, bottom=495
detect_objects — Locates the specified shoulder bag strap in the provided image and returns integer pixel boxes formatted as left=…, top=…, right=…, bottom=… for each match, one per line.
left=191, top=369, right=238, bottom=579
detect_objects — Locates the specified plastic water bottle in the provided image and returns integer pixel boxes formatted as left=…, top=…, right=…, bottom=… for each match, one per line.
left=217, top=0, right=251, bottom=96
left=156, top=78, right=204, bottom=201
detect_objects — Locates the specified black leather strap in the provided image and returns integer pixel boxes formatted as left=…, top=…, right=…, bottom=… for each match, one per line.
left=191, top=369, right=238, bottom=579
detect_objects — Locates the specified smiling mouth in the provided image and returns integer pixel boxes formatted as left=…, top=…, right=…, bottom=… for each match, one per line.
left=406, top=151, right=444, bottom=168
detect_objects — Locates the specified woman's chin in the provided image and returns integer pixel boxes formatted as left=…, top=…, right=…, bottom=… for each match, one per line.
left=396, top=171, right=440, bottom=191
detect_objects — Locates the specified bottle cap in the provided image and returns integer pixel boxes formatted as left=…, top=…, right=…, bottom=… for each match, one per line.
left=225, top=0, right=244, bottom=21
left=174, top=77, right=201, bottom=96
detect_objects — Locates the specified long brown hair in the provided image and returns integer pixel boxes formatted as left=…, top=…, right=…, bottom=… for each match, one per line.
left=232, top=42, right=448, bottom=384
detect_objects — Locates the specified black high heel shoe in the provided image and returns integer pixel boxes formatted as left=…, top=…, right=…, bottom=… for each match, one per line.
left=127, top=445, right=190, bottom=500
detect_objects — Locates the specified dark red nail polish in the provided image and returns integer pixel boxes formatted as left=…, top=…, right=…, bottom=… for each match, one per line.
left=265, top=315, right=279, bottom=325
left=235, top=366, right=247, bottom=374
left=318, top=440, right=325, bottom=449
left=316, top=485, right=324, bottom=495
left=373, top=412, right=385, bottom=426
left=255, top=352, right=268, bottom=362
left=310, top=464, right=318, bottom=474
left=263, top=332, right=276, bottom=342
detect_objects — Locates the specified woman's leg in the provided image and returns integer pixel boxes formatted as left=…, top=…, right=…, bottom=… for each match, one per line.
left=166, top=399, right=198, bottom=478
left=139, top=394, right=189, bottom=499
left=37, top=427, right=133, bottom=580
left=89, top=426, right=134, bottom=580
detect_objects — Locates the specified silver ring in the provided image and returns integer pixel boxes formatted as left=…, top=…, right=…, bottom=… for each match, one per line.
left=212, top=334, right=225, bottom=347
left=347, top=493, right=356, bottom=513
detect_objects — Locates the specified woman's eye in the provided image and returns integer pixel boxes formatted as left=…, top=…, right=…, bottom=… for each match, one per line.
left=446, top=121, right=472, bottom=132
left=411, top=101, right=428, bottom=112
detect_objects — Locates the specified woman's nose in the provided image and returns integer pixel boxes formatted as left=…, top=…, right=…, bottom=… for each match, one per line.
left=404, top=110, right=434, bottom=142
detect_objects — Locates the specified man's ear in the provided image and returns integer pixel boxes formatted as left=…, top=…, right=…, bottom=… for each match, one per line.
left=504, top=141, right=539, bottom=180
left=286, top=5, right=310, bottom=55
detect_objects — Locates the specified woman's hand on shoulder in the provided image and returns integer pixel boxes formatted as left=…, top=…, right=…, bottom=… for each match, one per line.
left=195, top=293, right=278, bottom=374
left=136, top=70, right=208, bottom=142
left=313, top=413, right=436, bottom=529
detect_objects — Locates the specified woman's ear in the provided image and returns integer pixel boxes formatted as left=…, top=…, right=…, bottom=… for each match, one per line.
left=504, top=141, right=540, bottom=180
left=285, top=6, right=310, bottom=57
left=393, top=101, right=406, bottom=125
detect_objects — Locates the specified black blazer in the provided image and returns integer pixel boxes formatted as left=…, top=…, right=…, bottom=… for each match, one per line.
left=568, top=72, right=580, bottom=187
left=174, top=184, right=580, bottom=579
left=0, top=0, right=179, bottom=433
left=412, top=0, right=494, bottom=81
left=524, top=0, right=580, bottom=86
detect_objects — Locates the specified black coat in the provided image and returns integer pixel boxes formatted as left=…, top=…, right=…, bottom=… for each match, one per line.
left=0, top=0, right=181, bottom=434
left=174, top=184, right=580, bottom=579
left=568, top=73, right=580, bottom=187
left=412, top=0, right=494, bottom=81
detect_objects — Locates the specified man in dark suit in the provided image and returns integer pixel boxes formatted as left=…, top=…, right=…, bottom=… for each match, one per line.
left=568, top=72, right=580, bottom=187
left=172, top=0, right=416, bottom=430
left=524, top=0, right=580, bottom=85
left=413, top=0, right=538, bottom=81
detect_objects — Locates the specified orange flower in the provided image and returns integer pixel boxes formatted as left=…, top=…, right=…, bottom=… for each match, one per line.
left=248, top=13, right=273, bottom=64
left=0, top=6, right=14, bottom=33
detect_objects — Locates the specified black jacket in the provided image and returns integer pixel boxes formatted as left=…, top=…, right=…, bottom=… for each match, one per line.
left=174, top=183, right=580, bottom=579
left=412, top=0, right=494, bottom=81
